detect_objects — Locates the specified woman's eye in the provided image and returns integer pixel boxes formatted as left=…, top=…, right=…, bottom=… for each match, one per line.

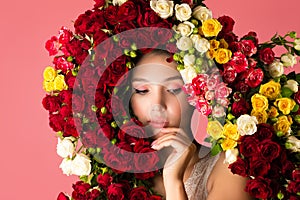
left=167, top=88, right=182, bottom=94
left=134, top=88, right=149, bottom=94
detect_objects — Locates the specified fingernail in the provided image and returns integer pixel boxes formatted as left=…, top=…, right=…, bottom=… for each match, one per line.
left=151, top=144, right=158, bottom=150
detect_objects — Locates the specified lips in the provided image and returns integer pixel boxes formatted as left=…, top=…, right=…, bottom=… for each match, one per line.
left=148, top=120, right=169, bottom=128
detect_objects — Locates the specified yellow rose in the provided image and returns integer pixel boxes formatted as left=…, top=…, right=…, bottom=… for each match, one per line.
left=201, top=18, right=222, bottom=37
left=274, top=116, right=292, bottom=135
left=222, top=122, right=239, bottom=140
left=259, top=80, right=281, bottom=100
left=251, top=93, right=269, bottom=112
left=209, top=39, right=220, bottom=50
left=268, top=106, right=279, bottom=118
left=207, top=120, right=224, bottom=140
left=43, top=66, right=57, bottom=82
left=43, top=80, right=54, bottom=93
left=219, top=38, right=229, bottom=49
left=53, top=75, right=68, bottom=91
left=221, top=138, right=237, bottom=150
left=274, top=98, right=296, bottom=115
left=251, top=109, right=268, bottom=124
left=206, top=49, right=215, bottom=59
left=214, top=48, right=232, bottom=64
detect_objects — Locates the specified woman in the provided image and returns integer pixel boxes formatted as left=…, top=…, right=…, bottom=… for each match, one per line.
left=129, top=50, right=252, bottom=200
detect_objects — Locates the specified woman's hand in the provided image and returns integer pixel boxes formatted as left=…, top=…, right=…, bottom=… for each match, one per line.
left=151, top=128, right=196, bottom=200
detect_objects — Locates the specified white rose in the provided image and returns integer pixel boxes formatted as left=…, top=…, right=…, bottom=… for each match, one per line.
left=191, top=34, right=210, bottom=53
left=71, top=154, right=92, bottom=176
left=56, top=137, right=76, bottom=158
left=150, top=0, right=174, bottom=19
left=268, top=61, right=284, bottom=78
left=59, top=158, right=73, bottom=176
left=179, top=65, right=197, bottom=84
left=112, top=0, right=128, bottom=6
left=212, top=104, right=226, bottom=118
left=294, top=38, right=300, bottom=51
left=281, top=53, right=297, bottom=67
left=224, top=149, right=239, bottom=164
left=284, top=79, right=299, bottom=93
left=183, top=54, right=196, bottom=67
left=192, top=6, right=212, bottom=22
left=286, top=136, right=300, bottom=152
left=176, top=36, right=193, bottom=51
left=175, top=3, right=192, bottom=21
left=236, top=114, right=258, bottom=136
left=174, top=21, right=195, bottom=36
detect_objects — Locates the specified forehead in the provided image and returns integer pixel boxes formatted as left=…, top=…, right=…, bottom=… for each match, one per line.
left=132, top=54, right=181, bottom=82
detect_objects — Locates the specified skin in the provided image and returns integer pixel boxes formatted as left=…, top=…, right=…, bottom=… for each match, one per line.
left=130, top=52, right=252, bottom=200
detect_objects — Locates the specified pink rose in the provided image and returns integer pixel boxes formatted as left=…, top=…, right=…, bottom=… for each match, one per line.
left=245, top=68, right=264, bottom=88
left=195, top=99, right=212, bottom=116
left=214, top=82, right=232, bottom=99
left=229, top=51, right=248, bottom=73
left=241, top=39, right=257, bottom=57
left=45, top=36, right=60, bottom=56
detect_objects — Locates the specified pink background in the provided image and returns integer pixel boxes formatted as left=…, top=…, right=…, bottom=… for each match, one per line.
left=0, top=0, right=299, bottom=199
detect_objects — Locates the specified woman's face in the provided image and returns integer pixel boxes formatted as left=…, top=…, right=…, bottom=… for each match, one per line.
left=130, top=53, right=194, bottom=138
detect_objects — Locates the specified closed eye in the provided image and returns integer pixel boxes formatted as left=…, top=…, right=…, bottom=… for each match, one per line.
left=167, top=88, right=182, bottom=94
left=134, top=88, right=149, bottom=94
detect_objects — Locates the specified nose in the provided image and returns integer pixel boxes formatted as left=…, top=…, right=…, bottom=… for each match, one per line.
left=149, top=86, right=167, bottom=120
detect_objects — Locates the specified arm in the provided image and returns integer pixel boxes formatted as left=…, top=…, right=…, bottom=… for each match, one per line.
left=206, top=152, right=253, bottom=200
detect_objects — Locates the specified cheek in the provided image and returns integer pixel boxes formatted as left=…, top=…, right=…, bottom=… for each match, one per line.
left=130, top=95, right=148, bottom=121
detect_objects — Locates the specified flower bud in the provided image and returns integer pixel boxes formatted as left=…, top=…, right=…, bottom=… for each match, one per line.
left=101, top=106, right=107, bottom=114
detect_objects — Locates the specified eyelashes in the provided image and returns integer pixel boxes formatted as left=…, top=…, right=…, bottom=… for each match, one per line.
left=134, top=88, right=149, bottom=94
left=133, top=87, right=182, bottom=95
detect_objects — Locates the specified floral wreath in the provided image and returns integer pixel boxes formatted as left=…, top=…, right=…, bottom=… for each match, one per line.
left=42, top=0, right=300, bottom=199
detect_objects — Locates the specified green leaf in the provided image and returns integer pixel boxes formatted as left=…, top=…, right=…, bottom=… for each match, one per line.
left=292, top=104, right=299, bottom=112
left=210, top=143, right=222, bottom=156
left=281, top=87, right=294, bottom=98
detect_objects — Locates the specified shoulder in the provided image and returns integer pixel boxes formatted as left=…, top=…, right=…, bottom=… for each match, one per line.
left=206, top=152, right=253, bottom=200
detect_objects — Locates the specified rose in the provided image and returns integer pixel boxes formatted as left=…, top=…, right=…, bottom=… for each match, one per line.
left=53, top=56, right=74, bottom=72
left=239, top=136, right=260, bottom=157
left=60, top=105, right=72, bottom=118
left=260, top=140, right=281, bottom=162
left=191, top=35, right=210, bottom=53
left=221, top=138, right=237, bottom=150
left=251, top=93, right=268, bottom=112
left=284, top=79, right=299, bottom=93
left=214, top=82, right=232, bottom=99
left=268, top=61, right=284, bottom=78
left=294, top=90, right=300, bottom=105
left=117, top=1, right=139, bottom=23
left=259, top=80, right=281, bottom=100
left=71, top=154, right=92, bottom=176
left=65, top=71, right=76, bottom=89
left=218, top=15, right=235, bottom=33
left=294, top=38, right=300, bottom=50
left=59, top=158, right=73, bottom=176
left=42, top=94, right=61, bottom=113
left=56, top=137, right=76, bottom=158
left=237, top=114, right=258, bottom=136
left=250, top=159, right=271, bottom=177
left=273, top=116, right=292, bottom=135
left=150, top=0, right=174, bottom=19
left=147, top=196, right=163, bottom=200
left=43, top=80, right=54, bottom=93
left=192, top=6, right=212, bottom=22
left=274, top=97, right=296, bottom=115
left=248, top=58, right=257, bottom=68
left=57, top=192, right=69, bottom=200
left=175, top=3, right=192, bottom=21
left=179, top=65, right=197, bottom=83
left=201, top=18, right=222, bottom=37
left=214, top=48, right=232, bottom=64
left=241, top=39, right=257, bottom=57
left=222, top=122, right=239, bottom=140
left=242, top=31, right=259, bottom=46
left=72, top=181, right=91, bottom=197
left=63, top=117, right=79, bottom=137
left=207, top=120, right=223, bottom=140
left=245, top=178, right=273, bottom=199
left=268, top=106, right=279, bottom=118
left=245, top=67, right=264, bottom=88
left=224, top=149, right=239, bottom=164
left=286, top=136, right=300, bottom=152
left=174, top=21, right=195, bottom=36
left=129, top=187, right=150, bottom=200
left=97, top=173, right=113, bottom=189
left=229, top=51, right=248, bottom=73
left=183, top=54, right=196, bottom=67
left=65, top=38, right=89, bottom=64
left=229, top=157, right=248, bottom=177
left=112, top=0, right=127, bottom=6
left=222, top=64, right=237, bottom=83
left=49, top=113, right=64, bottom=132
left=196, top=99, right=212, bottom=116
left=107, top=182, right=129, bottom=200
left=176, top=36, right=193, bottom=51
left=251, top=109, right=268, bottom=124
left=212, top=104, right=226, bottom=118
left=229, top=41, right=243, bottom=53
left=137, top=8, right=172, bottom=28
left=43, top=66, right=57, bottom=82
left=255, top=123, right=275, bottom=141
left=281, top=53, right=297, bottom=67
left=231, top=98, right=250, bottom=117
left=258, top=47, right=275, bottom=65
left=45, top=36, right=60, bottom=56
left=288, top=181, right=300, bottom=195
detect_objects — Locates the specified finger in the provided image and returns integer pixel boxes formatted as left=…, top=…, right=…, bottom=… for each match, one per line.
left=152, top=132, right=190, bottom=147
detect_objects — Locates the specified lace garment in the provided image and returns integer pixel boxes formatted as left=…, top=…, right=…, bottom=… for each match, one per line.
left=184, top=153, right=220, bottom=200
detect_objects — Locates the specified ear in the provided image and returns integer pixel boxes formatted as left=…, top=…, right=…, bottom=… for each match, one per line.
left=190, top=109, right=211, bottom=147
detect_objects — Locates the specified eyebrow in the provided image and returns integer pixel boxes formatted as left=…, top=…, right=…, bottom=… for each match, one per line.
left=132, top=75, right=182, bottom=82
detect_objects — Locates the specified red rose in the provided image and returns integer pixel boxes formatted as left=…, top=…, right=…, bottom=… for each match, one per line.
left=119, top=120, right=147, bottom=139
left=229, top=41, right=243, bottom=53
left=292, top=169, right=300, bottom=181
left=294, top=90, right=300, bottom=105
left=229, top=51, right=248, bottom=73
left=218, top=15, right=235, bottom=33
left=222, top=64, right=237, bottom=84
left=260, top=140, right=281, bottom=162
left=239, top=136, right=260, bottom=158
left=65, top=38, right=90, bottom=64
left=247, top=58, right=257, bottom=68
left=195, top=99, right=212, bottom=116
left=59, top=90, right=72, bottom=105
left=245, top=67, right=264, bottom=88
left=117, top=1, right=138, bottom=23
left=72, top=181, right=91, bottom=197
left=287, top=181, right=300, bottom=194
left=104, top=5, right=118, bottom=25
left=99, top=123, right=115, bottom=140
left=258, top=47, right=275, bottom=65
left=114, top=21, right=137, bottom=34
left=151, top=27, right=173, bottom=47
left=219, top=32, right=238, bottom=45
left=93, top=29, right=109, bottom=46
left=63, top=117, right=79, bottom=137
left=53, top=56, right=74, bottom=72
left=107, top=183, right=127, bottom=200
left=147, top=195, right=163, bottom=200
left=129, top=186, right=150, bottom=200
left=49, top=113, right=64, bottom=132
left=245, top=178, right=273, bottom=199
left=106, top=95, right=126, bottom=117
left=242, top=31, right=258, bottom=46
left=72, top=94, right=85, bottom=113
left=137, top=8, right=171, bottom=28
left=192, top=74, right=208, bottom=96
left=97, top=173, right=113, bottom=190
left=93, top=0, right=106, bottom=8
left=249, top=159, right=271, bottom=177
left=231, top=98, right=250, bottom=117
left=88, top=189, right=101, bottom=200
left=255, top=123, right=275, bottom=141
left=282, top=160, right=295, bottom=178
left=45, top=36, right=60, bottom=56
left=241, top=39, right=257, bottom=57
left=229, top=157, right=248, bottom=177
left=64, top=71, right=76, bottom=89
left=234, top=80, right=250, bottom=94
left=95, top=91, right=106, bottom=110
left=58, top=26, right=72, bottom=45
left=57, top=192, right=69, bottom=200
left=60, top=105, right=72, bottom=118
left=42, top=94, right=61, bottom=113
